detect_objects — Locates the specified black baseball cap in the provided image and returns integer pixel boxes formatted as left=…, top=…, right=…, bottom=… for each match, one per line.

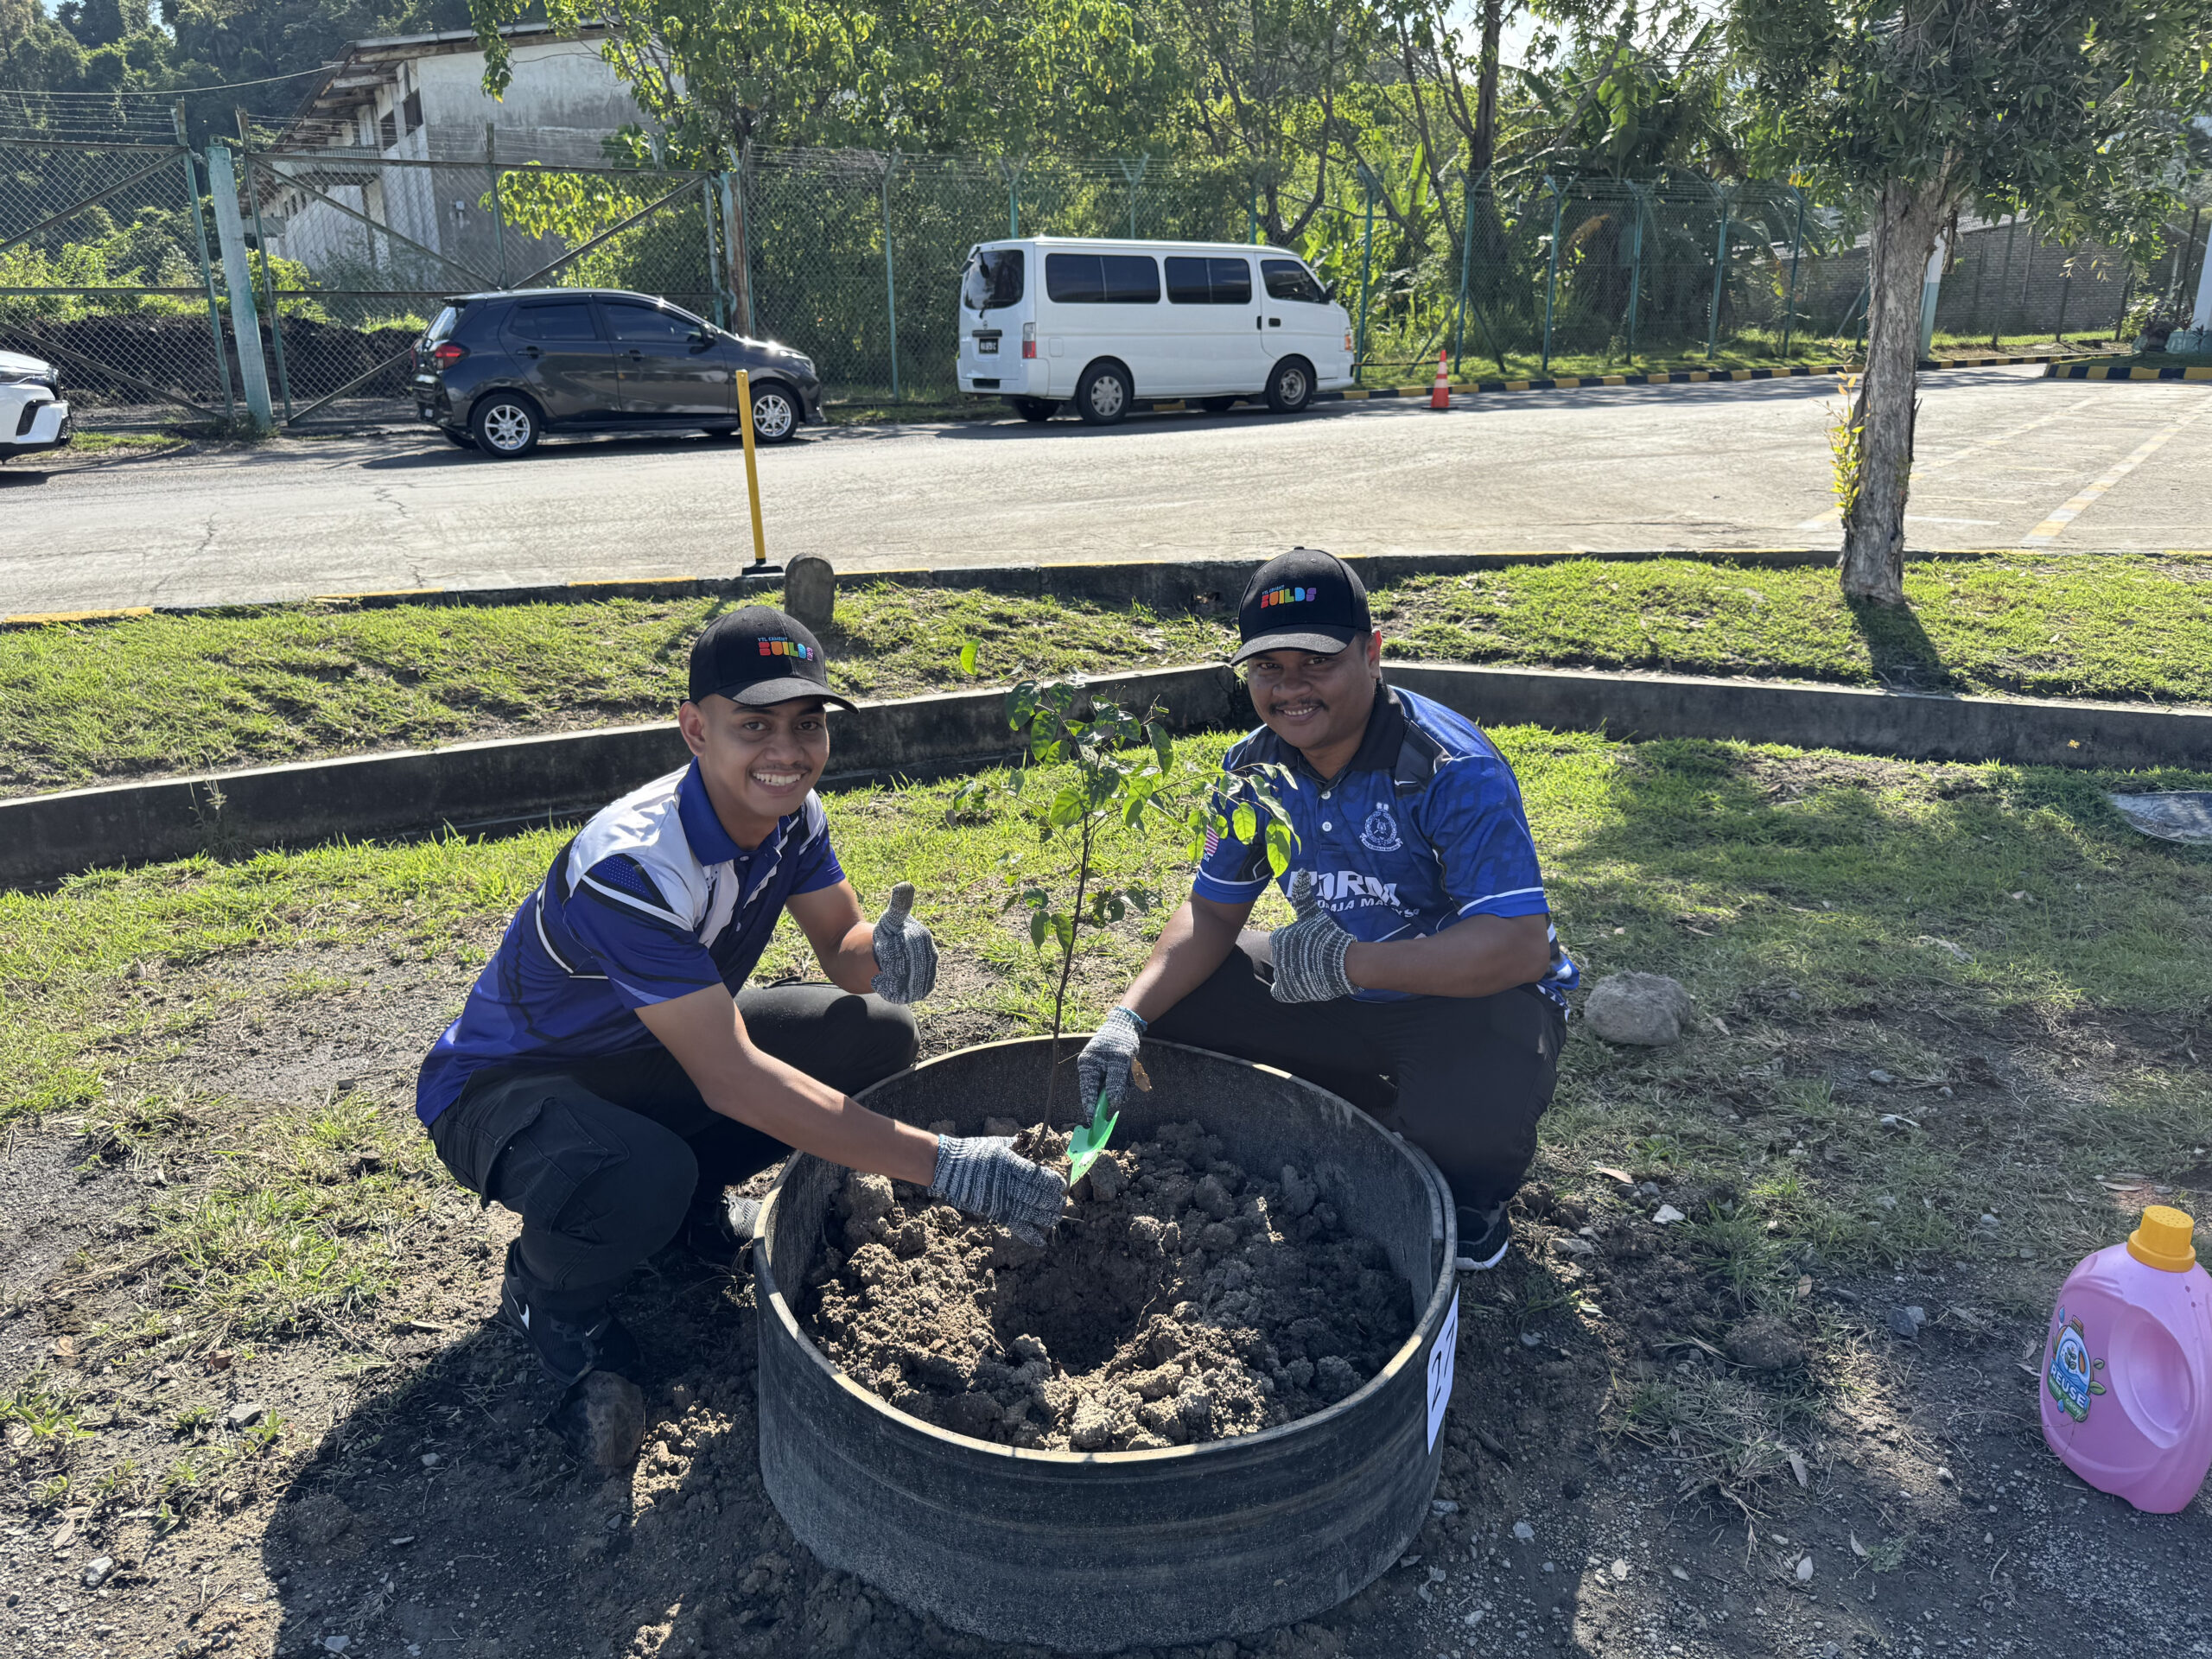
left=686, top=607, right=855, bottom=712
left=1231, top=548, right=1372, bottom=665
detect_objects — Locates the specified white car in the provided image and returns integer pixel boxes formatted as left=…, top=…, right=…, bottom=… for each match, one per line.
left=956, top=236, right=1357, bottom=424
left=0, top=349, right=71, bottom=461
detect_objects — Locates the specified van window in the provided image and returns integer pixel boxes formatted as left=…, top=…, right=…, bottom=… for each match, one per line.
left=1046, top=252, right=1160, bottom=304
left=1262, top=259, right=1328, bottom=304
left=1166, top=257, right=1254, bottom=305
left=962, top=248, right=1025, bottom=311
left=507, top=301, right=599, bottom=341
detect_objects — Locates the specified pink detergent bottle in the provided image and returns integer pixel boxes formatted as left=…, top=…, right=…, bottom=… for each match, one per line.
left=2040, top=1205, right=2212, bottom=1514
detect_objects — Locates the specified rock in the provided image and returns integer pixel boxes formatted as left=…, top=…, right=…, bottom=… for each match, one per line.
left=1867, top=1069, right=1895, bottom=1084
left=322, top=1638, right=350, bottom=1655
left=550, top=1371, right=648, bottom=1474
left=1887, top=1306, right=1928, bottom=1340
left=1796, top=1554, right=1815, bottom=1581
left=1652, top=1204, right=1687, bottom=1225
left=1279, top=1166, right=1318, bottom=1218
left=419, top=1452, right=442, bottom=1468
left=783, top=553, right=836, bottom=632
left=223, top=1402, right=264, bottom=1430
left=1724, top=1316, right=1805, bottom=1373
left=1609, top=1559, right=1630, bottom=1580
left=1582, top=972, right=1694, bottom=1046
left=81, top=1557, right=115, bottom=1588
left=1430, top=1499, right=1460, bottom=1516
left=1086, top=1155, right=1126, bottom=1203
left=1511, top=1520, right=1536, bottom=1543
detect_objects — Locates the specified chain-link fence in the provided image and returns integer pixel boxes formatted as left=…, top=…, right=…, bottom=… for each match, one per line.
left=0, top=124, right=238, bottom=425
left=3, top=119, right=2190, bottom=431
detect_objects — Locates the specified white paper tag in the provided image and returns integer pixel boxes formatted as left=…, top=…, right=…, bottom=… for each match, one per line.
left=1426, top=1289, right=1459, bottom=1453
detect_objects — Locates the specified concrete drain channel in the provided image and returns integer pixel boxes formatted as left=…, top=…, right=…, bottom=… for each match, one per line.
left=754, top=1037, right=1460, bottom=1650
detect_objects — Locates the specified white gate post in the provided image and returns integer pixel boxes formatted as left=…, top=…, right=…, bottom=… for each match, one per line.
left=205, top=144, right=274, bottom=431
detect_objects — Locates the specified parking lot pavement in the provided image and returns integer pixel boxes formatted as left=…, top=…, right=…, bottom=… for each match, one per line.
left=3, top=367, right=2207, bottom=615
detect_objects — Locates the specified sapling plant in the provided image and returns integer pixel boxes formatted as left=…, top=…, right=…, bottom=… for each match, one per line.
left=997, top=677, right=1300, bottom=1123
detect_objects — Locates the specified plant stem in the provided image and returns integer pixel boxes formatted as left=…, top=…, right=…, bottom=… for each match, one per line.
left=1043, top=811, right=1094, bottom=1122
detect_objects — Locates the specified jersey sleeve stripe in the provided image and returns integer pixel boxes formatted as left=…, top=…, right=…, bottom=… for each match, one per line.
left=1457, top=886, right=1548, bottom=916
left=1193, top=872, right=1273, bottom=902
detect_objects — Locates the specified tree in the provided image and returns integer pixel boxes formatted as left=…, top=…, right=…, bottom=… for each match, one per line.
left=1731, top=0, right=2212, bottom=604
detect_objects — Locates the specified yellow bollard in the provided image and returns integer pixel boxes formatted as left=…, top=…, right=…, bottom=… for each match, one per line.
left=734, top=368, right=773, bottom=572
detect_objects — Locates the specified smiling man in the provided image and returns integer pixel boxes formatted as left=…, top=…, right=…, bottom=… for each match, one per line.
left=1077, top=550, right=1575, bottom=1271
left=416, top=607, right=1064, bottom=1394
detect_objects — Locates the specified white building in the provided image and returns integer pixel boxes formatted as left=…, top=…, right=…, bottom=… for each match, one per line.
left=261, top=24, right=671, bottom=286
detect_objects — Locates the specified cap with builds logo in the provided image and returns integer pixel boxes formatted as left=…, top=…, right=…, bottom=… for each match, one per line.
left=687, top=607, right=855, bottom=712
left=1231, top=548, right=1371, bottom=665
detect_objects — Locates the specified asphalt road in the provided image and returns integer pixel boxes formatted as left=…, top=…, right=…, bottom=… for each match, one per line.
left=6, top=367, right=2209, bottom=614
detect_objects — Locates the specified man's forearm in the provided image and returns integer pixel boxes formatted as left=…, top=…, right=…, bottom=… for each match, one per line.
left=822, top=920, right=880, bottom=995
left=702, top=1043, right=938, bottom=1185
left=1122, top=899, right=1244, bottom=1023
left=1344, top=913, right=1553, bottom=999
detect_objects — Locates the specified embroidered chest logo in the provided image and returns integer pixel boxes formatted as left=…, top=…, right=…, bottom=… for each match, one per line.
left=1359, top=804, right=1402, bottom=853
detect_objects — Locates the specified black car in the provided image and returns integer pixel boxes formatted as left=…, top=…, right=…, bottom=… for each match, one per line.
left=411, top=289, right=823, bottom=458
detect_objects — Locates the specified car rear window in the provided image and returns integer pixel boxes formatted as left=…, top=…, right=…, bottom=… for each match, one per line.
left=601, top=301, right=690, bottom=342
left=1262, top=259, right=1327, bottom=303
left=423, top=305, right=459, bottom=343
left=507, top=301, right=600, bottom=341
left=1046, top=252, right=1160, bottom=304
left=963, top=248, right=1024, bottom=311
left=1166, top=256, right=1253, bottom=306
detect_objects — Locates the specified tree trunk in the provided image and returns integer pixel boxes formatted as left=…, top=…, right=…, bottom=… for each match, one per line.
left=1840, top=175, right=1953, bottom=606
left=1472, top=0, right=1503, bottom=175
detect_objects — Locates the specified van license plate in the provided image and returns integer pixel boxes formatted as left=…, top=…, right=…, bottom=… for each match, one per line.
left=977, top=338, right=998, bottom=354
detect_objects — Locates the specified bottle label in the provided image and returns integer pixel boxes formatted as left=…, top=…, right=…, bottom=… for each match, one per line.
left=2046, top=1308, right=2107, bottom=1423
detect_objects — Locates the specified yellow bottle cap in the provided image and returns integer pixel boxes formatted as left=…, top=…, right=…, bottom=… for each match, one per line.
left=2127, top=1205, right=2198, bottom=1273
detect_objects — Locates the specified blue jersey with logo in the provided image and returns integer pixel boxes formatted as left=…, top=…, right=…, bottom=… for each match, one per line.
left=414, top=760, right=846, bottom=1126
left=1192, top=685, right=1577, bottom=1007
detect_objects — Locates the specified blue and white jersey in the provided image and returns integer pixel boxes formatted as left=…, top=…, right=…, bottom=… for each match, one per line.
left=1192, top=686, right=1577, bottom=1008
left=415, top=760, right=846, bottom=1125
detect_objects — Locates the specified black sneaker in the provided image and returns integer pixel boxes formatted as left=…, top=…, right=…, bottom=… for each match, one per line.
left=1455, top=1204, right=1513, bottom=1272
left=497, top=1244, right=641, bottom=1387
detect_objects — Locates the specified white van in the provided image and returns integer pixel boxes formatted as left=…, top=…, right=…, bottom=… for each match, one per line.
left=955, top=236, right=1356, bottom=424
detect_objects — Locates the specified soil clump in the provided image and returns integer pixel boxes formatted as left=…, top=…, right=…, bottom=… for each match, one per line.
left=800, top=1118, right=1417, bottom=1450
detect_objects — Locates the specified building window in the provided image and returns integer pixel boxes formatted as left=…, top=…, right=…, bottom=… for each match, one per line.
left=403, top=91, right=422, bottom=134
left=379, top=111, right=397, bottom=149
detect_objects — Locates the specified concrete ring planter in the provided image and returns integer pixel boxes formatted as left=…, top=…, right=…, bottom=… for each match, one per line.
left=753, top=1036, right=1460, bottom=1652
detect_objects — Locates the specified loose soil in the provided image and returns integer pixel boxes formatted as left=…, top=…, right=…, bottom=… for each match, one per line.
left=802, top=1121, right=1415, bottom=1451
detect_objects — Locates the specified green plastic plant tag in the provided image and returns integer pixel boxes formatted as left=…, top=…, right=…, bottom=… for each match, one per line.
left=1067, top=1091, right=1118, bottom=1185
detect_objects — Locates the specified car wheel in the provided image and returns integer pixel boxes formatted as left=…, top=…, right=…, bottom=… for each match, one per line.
left=1265, top=358, right=1314, bottom=415
left=440, top=428, right=476, bottom=448
left=1009, top=397, right=1057, bottom=423
left=748, top=381, right=800, bottom=443
left=1076, top=362, right=1132, bottom=426
left=470, top=394, right=541, bottom=458
left=1200, top=396, right=1238, bottom=413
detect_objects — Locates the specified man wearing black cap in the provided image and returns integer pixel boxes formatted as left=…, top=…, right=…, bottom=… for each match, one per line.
left=416, top=607, right=1065, bottom=1393
left=1077, top=550, right=1576, bottom=1270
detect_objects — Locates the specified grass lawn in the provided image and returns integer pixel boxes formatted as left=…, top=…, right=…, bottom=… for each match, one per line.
left=5, top=554, right=2211, bottom=798
left=2, top=729, right=2207, bottom=1446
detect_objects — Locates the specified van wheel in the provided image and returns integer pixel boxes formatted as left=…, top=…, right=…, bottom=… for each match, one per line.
left=1076, top=362, right=1133, bottom=426
left=1009, top=397, right=1057, bottom=423
left=1265, top=359, right=1314, bottom=415
left=1200, top=397, right=1238, bottom=413
left=470, top=393, right=542, bottom=457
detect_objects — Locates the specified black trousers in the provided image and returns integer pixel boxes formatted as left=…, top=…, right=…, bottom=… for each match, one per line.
left=428, top=983, right=918, bottom=1316
left=1147, top=946, right=1564, bottom=1226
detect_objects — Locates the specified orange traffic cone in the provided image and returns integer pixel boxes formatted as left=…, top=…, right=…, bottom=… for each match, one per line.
left=1429, top=348, right=1451, bottom=410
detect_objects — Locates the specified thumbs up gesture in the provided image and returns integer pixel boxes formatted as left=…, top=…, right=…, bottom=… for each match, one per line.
left=1267, top=870, right=1358, bottom=1003
left=870, top=881, right=938, bottom=1004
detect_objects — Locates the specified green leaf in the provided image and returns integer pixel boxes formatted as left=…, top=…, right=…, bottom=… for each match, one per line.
left=959, top=640, right=979, bottom=677
left=1048, top=786, right=1086, bottom=827
left=1233, top=802, right=1257, bottom=843
left=1265, top=817, right=1295, bottom=877
left=1029, top=909, right=1050, bottom=950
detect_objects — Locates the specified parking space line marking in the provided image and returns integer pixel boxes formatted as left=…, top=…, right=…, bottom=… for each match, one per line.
left=1794, top=394, right=2108, bottom=531
left=2020, top=394, right=2212, bottom=546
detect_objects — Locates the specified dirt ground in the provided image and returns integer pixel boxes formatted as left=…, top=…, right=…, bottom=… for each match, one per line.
left=3, top=940, right=2209, bottom=1659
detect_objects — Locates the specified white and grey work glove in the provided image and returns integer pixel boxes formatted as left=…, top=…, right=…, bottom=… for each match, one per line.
left=1268, top=870, right=1359, bottom=1003
left=1077, top=1007, right=1147, bottom=1121
left=869, top=881, right=938, bottom=1004
left=931, top=1136, right=1066, bottom=1246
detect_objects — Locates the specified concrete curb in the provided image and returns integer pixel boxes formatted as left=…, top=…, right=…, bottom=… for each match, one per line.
left=6, top=660, right=2209, bottom=890
left=18, top=546, right=2087, bottom=632
left=2044, top=362, right=2212, bottom=382
left=1306, top=353, right=2063, bottom=404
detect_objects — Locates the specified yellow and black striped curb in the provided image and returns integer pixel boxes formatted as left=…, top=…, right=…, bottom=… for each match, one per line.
left=1306, top=353, right=2066, bottom=403
left=2044, top=361, right=2212, bottom=381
